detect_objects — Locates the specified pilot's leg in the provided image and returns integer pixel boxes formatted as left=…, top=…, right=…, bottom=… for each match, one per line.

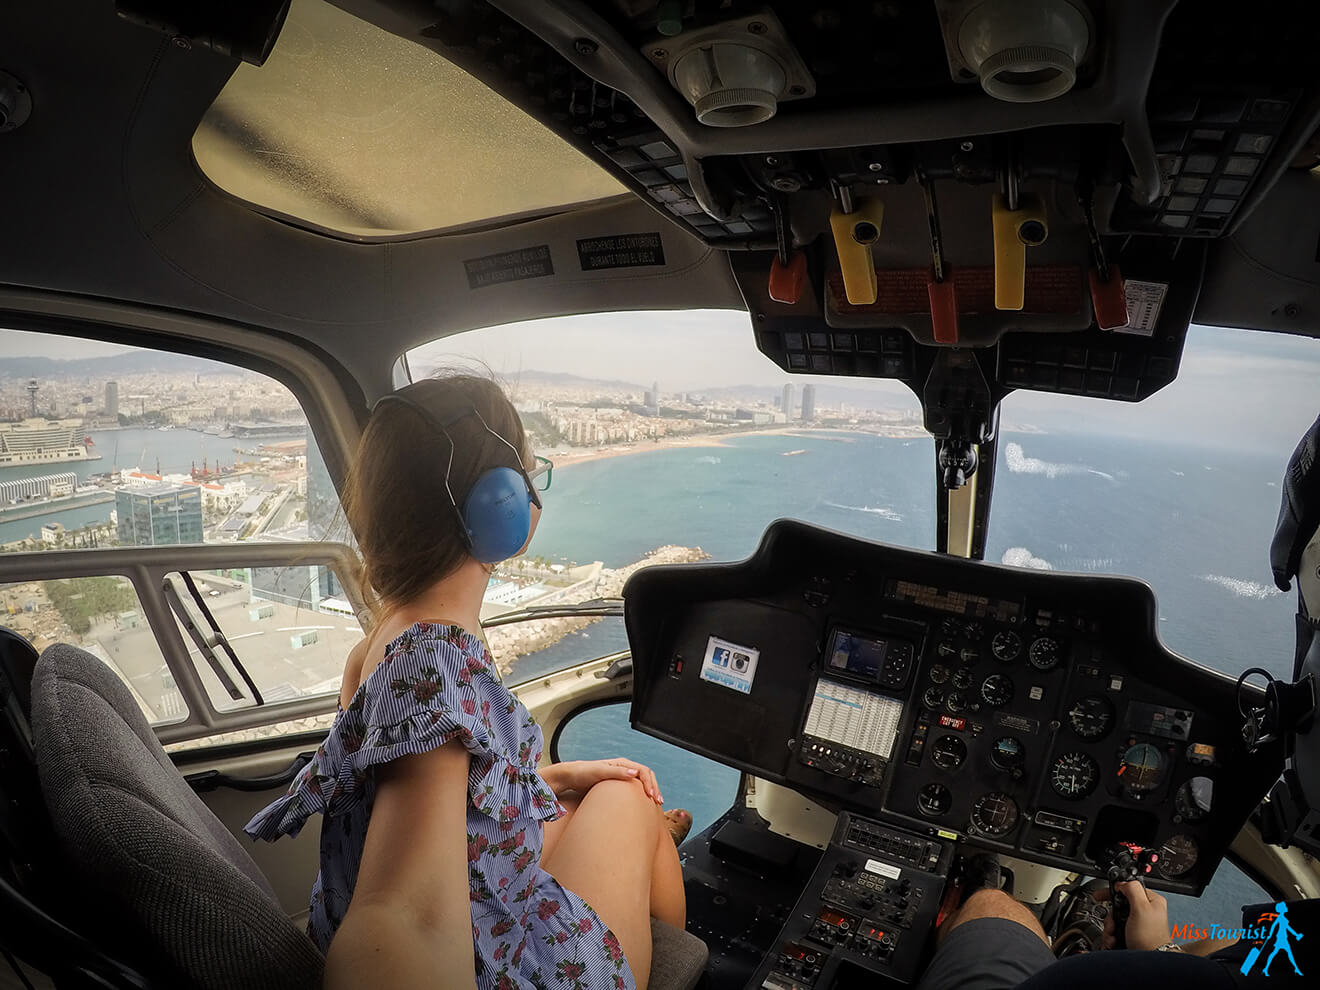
left=916, top=889, right=1056, bottom=990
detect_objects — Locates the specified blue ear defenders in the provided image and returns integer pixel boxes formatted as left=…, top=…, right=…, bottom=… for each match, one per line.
left=373, top=393, right=540, bottom=563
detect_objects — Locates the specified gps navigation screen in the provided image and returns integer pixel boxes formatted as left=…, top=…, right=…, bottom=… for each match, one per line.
left=827, top=630, right=889, bottom=681
left=804, top=678, right=904, bottom=759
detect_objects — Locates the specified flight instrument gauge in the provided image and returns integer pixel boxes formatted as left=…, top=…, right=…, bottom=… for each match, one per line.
left=1156, top=835, right=1199, bottom=878
left=1028, top=637, right=1061, bottom=671
left=981, top=674, right=1014, bottom=707
left=970, top=792, right=1020, bottom=837
left=964, top=621, right=984, bottom=642
left=1119, top=743, right=1165, bottom=793
left=928, top=663, right=950, bottom=685
left=991, top=630, right=1022, bottom=663
left=1175, top=777, right=1214, bottom=823
left=918, top=782, right=953, bottom=817
left=931, top=734, right=968, bottom=770
left=923, top=687, right=945, bottom=710
left=1050, top=752, right=1099, bottom=799
left=991, top=736, right=1025, bottom=773
left=1067, top=695, right=1116, bottom=740
left=946, top=691, right=968, bottom=713
left=952, top=668, right=973, bottom=689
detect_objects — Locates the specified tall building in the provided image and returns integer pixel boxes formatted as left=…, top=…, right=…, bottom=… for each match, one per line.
left=304, top=439, right=346, bottom=599
left=105, top=380, right=119, bottom=420
left=782, top=384, right=794, bottom=417
left=115, top=484, right=203, bottom=546
left=801, top=384, right=817, bottom=422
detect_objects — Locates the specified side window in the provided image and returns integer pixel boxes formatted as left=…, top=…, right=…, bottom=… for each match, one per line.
left=552, top=702, right=741, bottom=836
left=0, top=329, right=328, bottom=552
left=166, top=563, right=363, bottom=712
left=0, top=574, right=182, bottom=726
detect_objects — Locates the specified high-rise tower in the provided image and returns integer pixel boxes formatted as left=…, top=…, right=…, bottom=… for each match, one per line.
left=782, top=384, right=794, bottom=417
left=801, top=385, right=816, bottom=422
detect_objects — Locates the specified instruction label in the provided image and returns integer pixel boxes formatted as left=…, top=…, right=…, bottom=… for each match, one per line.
left=576, top=232, right=665, bottom=270
left=464, top=245, right=554, bottom=289
left=1113, top=280, right=1168, bottom=336
left=699, top=636, right=760, bottom=694
left=865, top=859, right=902, bottom=879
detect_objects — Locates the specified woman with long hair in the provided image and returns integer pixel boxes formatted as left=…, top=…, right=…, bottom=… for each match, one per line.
left=247, top=374, right=689, bottom=989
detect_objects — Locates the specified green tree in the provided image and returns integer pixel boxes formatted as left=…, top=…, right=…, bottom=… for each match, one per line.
left=43, top=577, right=137, bottom=636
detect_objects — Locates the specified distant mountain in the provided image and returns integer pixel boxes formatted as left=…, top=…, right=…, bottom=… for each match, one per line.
left=0, top=351, right=242, bottom=379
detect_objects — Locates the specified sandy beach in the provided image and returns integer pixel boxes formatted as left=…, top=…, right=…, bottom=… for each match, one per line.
left=549, top=424, right=930, bottom=470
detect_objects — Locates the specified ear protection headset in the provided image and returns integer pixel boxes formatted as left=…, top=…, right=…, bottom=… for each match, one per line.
left=373, top=391, right=540, bottom=564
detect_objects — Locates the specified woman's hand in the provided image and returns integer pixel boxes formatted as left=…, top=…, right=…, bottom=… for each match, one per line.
left=543, top=759, right=664, bottom=805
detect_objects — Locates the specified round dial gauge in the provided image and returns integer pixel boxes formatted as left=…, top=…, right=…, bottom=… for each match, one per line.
left=960, top=646, right=981, bottom=665
left=981, top=673, right=1014, bottom=707
left=922, top=687, right=945, bottom=710
left=1157, top=835, right=1199, bottom=879
left=1028, top=637, right=1061, bottom=671
left=928, top=663, right=951, bottom=685
left=964, top=621, right=985, bottom=642
left=931, top=734, right=968, bottom=770
left=918, top=782, right=953, bottom=817
left=937, top=641, right=958, bottom=658
left=946, top=691, right=968, bottom=713
left=952, top=668, right=973, bottom=689
left=1175, top=777, right=1214, bottom=823
left=1050, top=752, right=1100, bottom=799
left=991, top=630, right=1023, bottom=663
left=1119, top=743, right=1165, bottom=793
left=991, top=736, right=1025, bottom=773
left=970, top=792, right=1020, bottom=837
left=941, top=618, right=963, bottom=638
left=1068, top=695, right=1116, bottom=740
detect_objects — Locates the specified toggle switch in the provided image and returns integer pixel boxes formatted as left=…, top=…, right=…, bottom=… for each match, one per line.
left=830, top=199, right=886, bottom=305
left=1088, top=264, right=1129, bottom=330
left=991, top=192, right=1048, bottom=311
left=768, top=250, right=807, bottom=304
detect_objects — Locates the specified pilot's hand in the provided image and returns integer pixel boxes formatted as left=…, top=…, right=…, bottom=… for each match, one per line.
left=1099, top=881, right=1170, bottom=951
left=544, top=759, right=664, bottom=804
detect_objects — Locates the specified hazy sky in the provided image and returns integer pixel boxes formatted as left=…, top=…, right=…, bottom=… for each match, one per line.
left=4, top=314, right=1318, bottom=454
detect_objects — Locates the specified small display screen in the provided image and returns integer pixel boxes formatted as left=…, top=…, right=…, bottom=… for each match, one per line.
left=804, top=679, right=904, bottom=759
left=827, top=630, right=889, bottom=680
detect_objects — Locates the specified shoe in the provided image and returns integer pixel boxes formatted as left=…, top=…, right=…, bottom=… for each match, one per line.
left=957, top=853, right=1003, bottom=906
left=664, top=809, right=692, bottom=845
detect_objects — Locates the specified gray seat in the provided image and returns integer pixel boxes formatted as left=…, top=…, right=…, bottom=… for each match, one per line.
left=32, top=643, right=323, bottom=990
left=32, top=643, right=708, bottom=990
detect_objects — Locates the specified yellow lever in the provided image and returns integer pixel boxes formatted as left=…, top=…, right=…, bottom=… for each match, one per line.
left=991, top=193, right=1048, bottom=311
left=829, top=199, right=886, bottom=305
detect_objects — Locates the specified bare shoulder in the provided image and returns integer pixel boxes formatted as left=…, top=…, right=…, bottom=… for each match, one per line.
left=338, top=636, right=375, bottom=709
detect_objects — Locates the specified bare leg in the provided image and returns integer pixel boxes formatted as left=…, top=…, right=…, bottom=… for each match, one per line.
left=938, top=889, right=1051, bottom=948
left=541, top=779, right=667, bottom=990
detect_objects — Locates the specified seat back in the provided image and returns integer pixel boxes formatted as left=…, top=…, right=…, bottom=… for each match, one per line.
left=32, top=643, right=323, bottom=990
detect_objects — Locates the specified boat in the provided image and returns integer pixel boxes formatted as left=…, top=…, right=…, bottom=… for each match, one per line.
left=0, top=419, right=101, bottom=467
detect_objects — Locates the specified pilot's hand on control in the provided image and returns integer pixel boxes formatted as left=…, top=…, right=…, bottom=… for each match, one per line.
left=1098, top=881, right=1170, bottom=951
left=545, top=759, right=664, bottom=804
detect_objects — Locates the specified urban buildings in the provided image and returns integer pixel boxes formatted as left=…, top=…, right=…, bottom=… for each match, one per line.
left=115, top=484, right=204, bottom=546
left=782, top=384, right=794, bottom=418
left=801, top=384, right=817, bottom=422
left=105, top=380, right=118, bottom=420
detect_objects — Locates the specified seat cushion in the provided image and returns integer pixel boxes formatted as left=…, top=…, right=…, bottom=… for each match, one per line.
left=32, top=644, right=323, bottom=990
left=651, top=917, right=709, bottom=990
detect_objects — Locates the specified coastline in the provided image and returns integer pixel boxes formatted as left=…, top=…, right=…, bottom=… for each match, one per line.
left=550, top=424, right=931, bottom=471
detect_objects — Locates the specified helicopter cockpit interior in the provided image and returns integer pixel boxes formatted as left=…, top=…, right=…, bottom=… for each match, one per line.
left=2, top=0, right=1320, bottom=988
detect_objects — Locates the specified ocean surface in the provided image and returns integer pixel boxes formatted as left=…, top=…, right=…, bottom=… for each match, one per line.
left=528, top=428, right=1299, bottom=931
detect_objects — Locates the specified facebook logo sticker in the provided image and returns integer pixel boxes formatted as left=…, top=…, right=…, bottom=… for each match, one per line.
left=700, top=636, right=760, bottom=694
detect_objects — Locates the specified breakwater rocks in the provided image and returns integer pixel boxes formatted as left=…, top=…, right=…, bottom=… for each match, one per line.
left=486, top=544, right=708, bottom=675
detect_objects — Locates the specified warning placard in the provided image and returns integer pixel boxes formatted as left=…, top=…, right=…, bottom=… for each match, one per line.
left=576, top=233, right=665, bottom=271
left=464, top=245, right=554, bottom=289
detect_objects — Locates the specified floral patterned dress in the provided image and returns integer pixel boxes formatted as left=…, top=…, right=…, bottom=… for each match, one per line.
left=245, top=621, right=636, bottom=990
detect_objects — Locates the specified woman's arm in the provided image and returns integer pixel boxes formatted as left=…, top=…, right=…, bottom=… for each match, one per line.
left=325, top=740, right=476, bottom=990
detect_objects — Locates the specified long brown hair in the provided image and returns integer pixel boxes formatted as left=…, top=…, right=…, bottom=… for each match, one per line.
left=342, top=373, right=528, bottom=613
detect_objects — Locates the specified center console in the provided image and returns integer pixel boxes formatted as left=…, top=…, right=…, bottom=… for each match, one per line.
left=749, top=813, right=953, bottom=990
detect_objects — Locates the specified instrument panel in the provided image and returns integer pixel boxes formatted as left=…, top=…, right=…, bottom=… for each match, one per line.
left=626, top=520, right=1283, bottom=895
